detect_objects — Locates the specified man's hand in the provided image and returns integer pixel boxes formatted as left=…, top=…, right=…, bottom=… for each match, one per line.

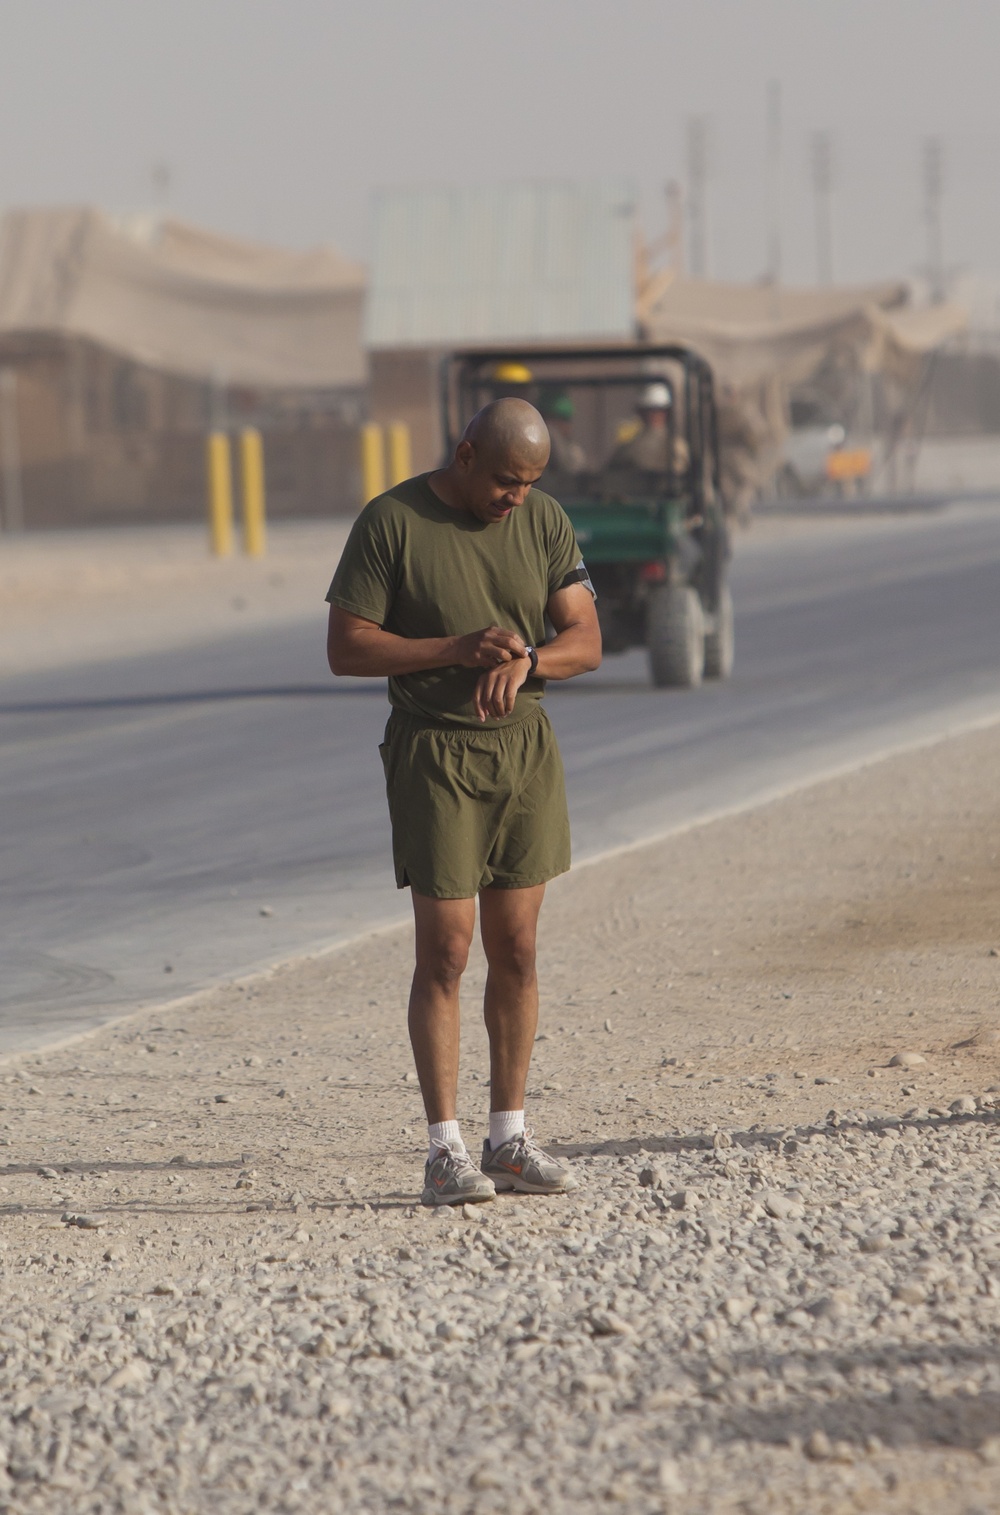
left=473, top=656, right=530, bottom=722
left=454, top=625, right=526, bottom=670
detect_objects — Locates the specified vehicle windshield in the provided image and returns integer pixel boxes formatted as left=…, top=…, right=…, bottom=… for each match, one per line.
left=449, top=353, right=705, bottom=499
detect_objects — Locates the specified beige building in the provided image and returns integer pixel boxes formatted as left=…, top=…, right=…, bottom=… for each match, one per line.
left=365, top=182, right=639, bottom=471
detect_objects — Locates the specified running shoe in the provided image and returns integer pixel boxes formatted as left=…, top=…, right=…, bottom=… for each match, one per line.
left=480, top=1129, right=579, bottom=1195
left=421, top=1142, right=496, bottom=1207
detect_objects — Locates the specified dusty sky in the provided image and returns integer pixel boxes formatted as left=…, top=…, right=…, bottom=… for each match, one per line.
left=1, top=0, right=998, bottom=288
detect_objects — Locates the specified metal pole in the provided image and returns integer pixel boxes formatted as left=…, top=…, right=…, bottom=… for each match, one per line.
left=686, top=117, right=709, bottom=279
left=360, top=423, right=386, bottom=502
left=665, top=180, right=684, bottom=274
left=811, top=131, right=834, bottom=285
left=239, top=427, right=267, bottom=557
left=0, top=368, right=25, bottom=532
left=206, top=431, right=234, bottom=556
left=766, top=81, right=782, bottom=296
left=386, top=423, right=412, bottom=488
left=923, top=137, right=945, bottom=303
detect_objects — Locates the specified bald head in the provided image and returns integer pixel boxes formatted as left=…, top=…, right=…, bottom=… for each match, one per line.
left=462, top=398, right=550, bottom=471
left=432, top=396, right=551, bottom=523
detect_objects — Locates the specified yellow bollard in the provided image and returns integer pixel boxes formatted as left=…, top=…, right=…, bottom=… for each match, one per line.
left=386, top=422, right=412, bottom=488
left=206, top=431, right=234, bottom=556
left=360, top=422, right=386, bottom=502
left=239, top=427, right=267, bottom=558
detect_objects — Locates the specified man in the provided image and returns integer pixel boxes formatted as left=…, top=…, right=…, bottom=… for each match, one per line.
left=326, top=399, right=601, bottom=1207
left=538, top=391, right=588, bottom=477
left=609, top=380, right=690, bottom=478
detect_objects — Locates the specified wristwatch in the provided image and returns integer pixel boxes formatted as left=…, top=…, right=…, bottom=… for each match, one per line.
left=523, top=645, right=539, bottom=675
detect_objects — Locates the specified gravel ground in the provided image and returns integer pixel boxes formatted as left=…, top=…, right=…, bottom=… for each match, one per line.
left=1, top=723, right=999, bottom=1513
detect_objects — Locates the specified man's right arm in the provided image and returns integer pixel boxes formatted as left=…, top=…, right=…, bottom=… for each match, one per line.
left=327, top=606, right=526, bottom=677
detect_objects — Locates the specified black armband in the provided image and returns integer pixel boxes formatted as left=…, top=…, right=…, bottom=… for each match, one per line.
left=558, top=561, right=596, bottom=598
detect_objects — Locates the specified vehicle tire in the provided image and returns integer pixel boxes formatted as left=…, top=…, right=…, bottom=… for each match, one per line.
left=647, top=585, right=704, bottom=688
left=703, top=584, right=734, bottom=679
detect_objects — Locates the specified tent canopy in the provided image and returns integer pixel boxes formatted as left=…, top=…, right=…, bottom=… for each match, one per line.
left=0, top=206, right=367, bottom=388
left=642, top=273, right=965, bottom=391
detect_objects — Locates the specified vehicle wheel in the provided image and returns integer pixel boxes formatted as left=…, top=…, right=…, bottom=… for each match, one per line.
left=647, top=585, right=704, bottom=688
left=703, top=585, right=734, bottom=679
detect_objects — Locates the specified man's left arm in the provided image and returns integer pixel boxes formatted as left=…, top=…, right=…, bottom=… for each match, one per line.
left=472, top=584, right=601, bottom=721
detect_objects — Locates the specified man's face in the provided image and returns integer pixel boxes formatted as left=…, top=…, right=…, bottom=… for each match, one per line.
left=455, top=443, right=547, bottom=524
left=640, top=406, right=669, bottom=431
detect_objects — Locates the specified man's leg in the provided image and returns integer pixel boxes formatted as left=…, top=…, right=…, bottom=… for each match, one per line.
left=408, top=892, right=476, bottom=1125
left=478, top=886, right=577, bottom=1194
left=478, top=883, right=545, bottom=1114
left=409, top=892, right=495, bottom=1207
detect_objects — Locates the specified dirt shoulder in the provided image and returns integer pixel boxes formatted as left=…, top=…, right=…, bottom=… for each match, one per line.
left=1, top=724, right=999, bottom=1511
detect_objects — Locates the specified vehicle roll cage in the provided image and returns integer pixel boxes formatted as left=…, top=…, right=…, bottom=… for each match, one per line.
left=440, top=344, right=721, bottom=519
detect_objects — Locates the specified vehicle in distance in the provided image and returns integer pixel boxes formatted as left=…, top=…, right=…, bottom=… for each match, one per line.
left=441, top=344, right=732, bottom=688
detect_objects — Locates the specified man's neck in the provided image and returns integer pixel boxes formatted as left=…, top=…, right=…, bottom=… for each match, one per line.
left=426, top=468, right=465, bottom=512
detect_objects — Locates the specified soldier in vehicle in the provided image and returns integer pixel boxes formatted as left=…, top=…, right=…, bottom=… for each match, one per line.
left=608, top=381, right=690, bottom=478
left=491, top=360, right=535, bottom=399
left=538, top=390, right=588, bottom=477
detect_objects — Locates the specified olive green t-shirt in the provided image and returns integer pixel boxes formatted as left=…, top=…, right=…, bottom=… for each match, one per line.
left=326, top=473, right=584, bottom=729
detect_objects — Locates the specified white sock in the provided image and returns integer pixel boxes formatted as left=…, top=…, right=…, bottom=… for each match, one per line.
left=428, top=1120, right=464, bottom=1162
left=489, top=1110, right=525, bottom=1151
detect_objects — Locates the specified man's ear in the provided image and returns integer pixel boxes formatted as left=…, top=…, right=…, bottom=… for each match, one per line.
left=455, top=440, right=475, bottom=473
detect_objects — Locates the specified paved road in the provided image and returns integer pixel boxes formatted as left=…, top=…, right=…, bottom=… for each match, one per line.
left=3, top=502, right=1000, bottom=1053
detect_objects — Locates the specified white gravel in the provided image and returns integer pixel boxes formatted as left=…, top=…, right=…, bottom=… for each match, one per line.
left=1, top=721, right=999, bottom=1512
left=2, top=1104, right=1000, bottom=1513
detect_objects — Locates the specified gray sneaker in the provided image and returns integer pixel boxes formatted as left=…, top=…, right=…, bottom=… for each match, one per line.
left=421, top=1142, right=497, bottom=1207
left=480, top=1129, right=579, bottom=1195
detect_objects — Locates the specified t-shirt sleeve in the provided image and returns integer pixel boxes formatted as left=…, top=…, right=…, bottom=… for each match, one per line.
left=325, top=504, right=399, bottom=625
left=544, top=499, right=593, bottom=598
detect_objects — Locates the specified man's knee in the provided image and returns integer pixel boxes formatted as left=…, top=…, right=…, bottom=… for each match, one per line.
left=485, top=928, right=537, bottom=985
left=415, top=931, right=471, bottom=987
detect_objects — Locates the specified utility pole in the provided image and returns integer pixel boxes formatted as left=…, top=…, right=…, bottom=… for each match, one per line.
left=765, top=80, right=782, bottom=289
left=151, top=160, right=171, bottom=209
left=923, top=136, right=945, bottom=303
left=686, top=116, right=710, bottom=279
left=665, top=180, right=684, bottom=274
left=810, top=131, right=834, bottom=285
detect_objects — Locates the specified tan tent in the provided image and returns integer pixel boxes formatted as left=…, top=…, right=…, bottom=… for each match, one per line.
left=640, top=273, right=911, bottom=387
left=0, top=206, right=367, bottom=389
left=639, top=273, right=967, bottom=504
left=865, top=301, right=968, bottom=385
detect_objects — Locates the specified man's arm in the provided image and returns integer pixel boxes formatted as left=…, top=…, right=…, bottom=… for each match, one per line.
left=472, top=583, right=601, bottom=721
left=327, top=605, right=527, bottom=678
left=535, top=581, right=602, bottom=680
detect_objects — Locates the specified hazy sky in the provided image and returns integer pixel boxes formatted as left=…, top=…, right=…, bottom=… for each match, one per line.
left=2, top=0, right=998, bottom=288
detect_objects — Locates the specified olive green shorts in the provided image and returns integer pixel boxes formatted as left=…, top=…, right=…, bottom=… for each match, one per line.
left=378, top=705, right=571, bottom=899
